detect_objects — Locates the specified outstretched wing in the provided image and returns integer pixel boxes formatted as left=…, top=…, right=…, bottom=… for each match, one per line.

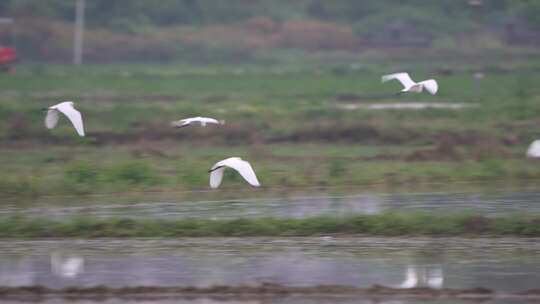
left=419, top=79, right=438, bottom=95
left=171, top=119, right=191, bottom=128
left=45, top=109, right=60, bottom=129
left=382, top=72, right=415, bottom=89
left=224, top=158, right=260, bottom=187
left=209, top=166, right=225, bottom=188
left=57, top=103, right=85, bottom=136
left=201, top=117, right=220, bottom=124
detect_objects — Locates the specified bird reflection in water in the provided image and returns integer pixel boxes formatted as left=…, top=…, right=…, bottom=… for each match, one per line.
left=50, top=253, right=84, bottom=278
left=398, top=266, right=443, bottom=289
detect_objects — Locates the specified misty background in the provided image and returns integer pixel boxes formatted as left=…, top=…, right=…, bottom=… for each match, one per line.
left=1, top=0, right=539, bottom=63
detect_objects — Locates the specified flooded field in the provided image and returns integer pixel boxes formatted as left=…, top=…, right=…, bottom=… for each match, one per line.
left=2, top=186, right=539, bottom=220
left=0, top=238, right=538, bottom=292
left=1, top=186, right=539, bottom=303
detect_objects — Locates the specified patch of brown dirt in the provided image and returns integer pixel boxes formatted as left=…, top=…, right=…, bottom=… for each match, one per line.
left=406, top=131, right=511, bottom=161
left=461, top=216, right=491, bottom=233
left=2, top=284, right=537, bottom=302
left=270, top=125, right=417, bottom=144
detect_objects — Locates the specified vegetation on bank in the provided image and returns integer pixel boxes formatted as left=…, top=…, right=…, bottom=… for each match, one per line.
left=0, top=213, right=539, bottom=238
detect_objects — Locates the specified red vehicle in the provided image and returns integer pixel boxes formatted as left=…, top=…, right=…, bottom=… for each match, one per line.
left=0, top=18, right=16, bottom=73
left=0, top=47, right=16, bottom=70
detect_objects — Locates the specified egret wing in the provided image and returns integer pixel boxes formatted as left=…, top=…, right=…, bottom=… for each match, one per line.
left=419, top=79, right=438, bottom=95
left=382, top=72, right=415, bottom=89
left=57, top=103, right=85, bottom=136
left=209, top=166, right=225, bottom=188
left=224, top=158, right=260, bottom=187
left=527, top=140, right=540, bottom=158
left=172, top=119, right=191, bottom=128
left=201, top=117, right=220, bottom=124
left=45, top=109, right=60, bottom=129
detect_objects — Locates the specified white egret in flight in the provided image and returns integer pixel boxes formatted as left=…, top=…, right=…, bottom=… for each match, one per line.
left=44, top=101, right=85, bottom=136
left=382, top=72, right=438, bottom=95
left=208, top=157, right=260, bottom=189
left=171, top=116, right=224, bottom=128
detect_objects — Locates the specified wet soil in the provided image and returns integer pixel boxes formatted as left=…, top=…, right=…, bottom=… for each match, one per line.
left=0, top=284, right=538, bottom=301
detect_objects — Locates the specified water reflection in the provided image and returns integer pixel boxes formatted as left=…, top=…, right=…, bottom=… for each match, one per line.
left=51, top=253, right=84, bottom=278
left=0, top=238, right=537, bottom=292
left=2, top=189, right=540, bottom=220
left=398, top=266, right=443, bottom=289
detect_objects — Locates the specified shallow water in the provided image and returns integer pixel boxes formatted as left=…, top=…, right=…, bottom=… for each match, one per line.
left=2, top=187, right=539, bottom=303
left=0, top=238, right=538, bottom=293
left=2, top=187, right=540, bottom=220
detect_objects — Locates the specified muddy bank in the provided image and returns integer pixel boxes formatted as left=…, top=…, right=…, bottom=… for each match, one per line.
left=0, top=284, right=538, bottom=301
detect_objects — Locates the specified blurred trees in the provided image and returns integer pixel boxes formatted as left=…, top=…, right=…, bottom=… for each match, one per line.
left=0, top=0, right=537, bottom=31
left=2, top=0, right=540, bottom=62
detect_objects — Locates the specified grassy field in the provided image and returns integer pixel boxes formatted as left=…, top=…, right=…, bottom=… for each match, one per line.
left=1, top=53, right=540, bottom=198
left=0, top=213, right=539, bottom=237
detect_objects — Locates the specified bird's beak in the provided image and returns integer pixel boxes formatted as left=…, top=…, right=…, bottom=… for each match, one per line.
left=208, top=166, right=222, bottom=173
left=41, top=107, right=48, bottom=112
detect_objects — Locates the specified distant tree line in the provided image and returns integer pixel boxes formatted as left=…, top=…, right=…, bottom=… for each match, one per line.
left=0, top=0, right=539, bottom=32
left=1, top=0, right=540, bottom=63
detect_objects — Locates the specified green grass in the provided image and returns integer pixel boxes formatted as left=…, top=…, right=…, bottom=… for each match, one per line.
left=1, top=58, right=540, bottom=198
left=1, top=143, right=539, bottom=198
left=0, top=213, right=539, bottom=238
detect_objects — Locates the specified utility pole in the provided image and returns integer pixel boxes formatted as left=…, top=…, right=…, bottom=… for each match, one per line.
left=73, top=0, right=85, bottom=65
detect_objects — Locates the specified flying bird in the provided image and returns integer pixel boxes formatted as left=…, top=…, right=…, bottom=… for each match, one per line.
left=171, top=116, right=224, bottom=128
left=44, top=101, right=85, bottom=136
left=382, top=72, right=438, bottom=95
left=208, top=157, right=260, bottom=188
left=526, top=140, right=540, bottom=158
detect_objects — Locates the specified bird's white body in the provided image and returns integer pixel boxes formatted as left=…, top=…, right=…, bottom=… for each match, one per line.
left=45, top=101, right=85, bottom=136
left=209, top=157, right=260, bottom=188
left=382, top=72, right=438, bottom=95
left=527, top=140, right=540, bottom=158
left=172, top=116, right=223, bottom=128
